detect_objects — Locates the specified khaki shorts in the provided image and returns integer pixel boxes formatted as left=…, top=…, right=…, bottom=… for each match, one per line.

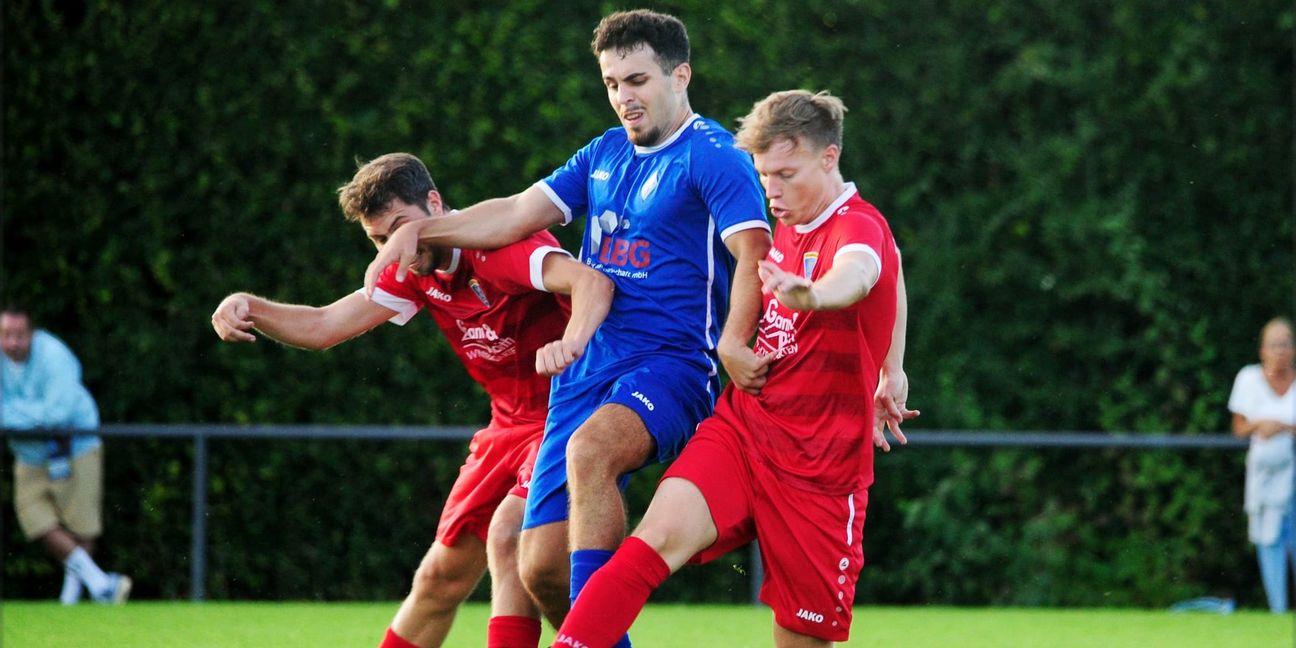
left=14, top=446, right=103, bottom=541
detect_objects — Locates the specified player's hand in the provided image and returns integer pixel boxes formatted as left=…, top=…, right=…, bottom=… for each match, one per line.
left=363, top=220, right=424, bottom=298
left=211, top=294, right=257, bottom=343
left=536, top=339, right=583, bottom=376
left=758, top=260, right=819, bottom=311
left=873, top=368, right=918, bottom=452
left=719, top=338, right=774, bottom=395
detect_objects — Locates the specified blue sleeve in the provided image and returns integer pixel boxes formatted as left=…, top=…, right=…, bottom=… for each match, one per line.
left=693, top=138, right=770, bottom=241
left=538, top=137, right=597, bottom=225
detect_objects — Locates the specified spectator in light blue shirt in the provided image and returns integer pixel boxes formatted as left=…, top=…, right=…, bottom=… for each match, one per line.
left=3, top=305, right=130, bottom=604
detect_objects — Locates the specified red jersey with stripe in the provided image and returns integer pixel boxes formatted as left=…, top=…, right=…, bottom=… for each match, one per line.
left=368, top=231, right=572, bottom=428
left=723, top=183, right=898, bottom=494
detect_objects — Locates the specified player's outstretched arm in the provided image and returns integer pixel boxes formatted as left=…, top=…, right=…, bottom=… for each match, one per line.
left=211, top=291, right=396, bottom=350
left=535, top=254, right=615, bottom=376
left=875, top=264, right=918, bottom=452
left=757, top=249, right=879, bottom=312
left=718, top=229, right=774, bottom=395
left=365, top=185, right=566, bottom=295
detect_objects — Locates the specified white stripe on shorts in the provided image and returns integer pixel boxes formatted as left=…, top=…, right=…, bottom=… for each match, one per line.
left=846, top=494, right=856, bottom=545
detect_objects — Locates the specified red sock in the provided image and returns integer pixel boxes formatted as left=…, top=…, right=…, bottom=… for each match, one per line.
left=487, top=615, right=542, bottom=648
left=379, top=627, right=420, bottom=648
left=552, top=536, right=671, bottom=648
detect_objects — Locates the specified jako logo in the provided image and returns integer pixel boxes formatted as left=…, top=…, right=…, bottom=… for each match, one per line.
left=425, top=287, right=452, bottom=302
left=553, top=635, right=589, bottom=648
left=631, top=391, right=655, bottom=411
left=591, top=169, right=611, bottom=181
left=796, top=608, right=825, bottom=624
left=769, top=248, right=785, bottom=263
left=598, top=236, right=650, bottom=269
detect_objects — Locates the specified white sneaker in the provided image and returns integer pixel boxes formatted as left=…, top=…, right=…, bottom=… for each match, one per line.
left=97, top=574, right=132, bottom=604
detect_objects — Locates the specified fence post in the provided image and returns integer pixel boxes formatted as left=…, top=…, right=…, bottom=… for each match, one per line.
left=190, top=431, right=207, bottom=602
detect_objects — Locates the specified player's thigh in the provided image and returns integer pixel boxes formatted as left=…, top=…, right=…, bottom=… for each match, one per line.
left=60, top=447, right=103, bottom=539
left=659, top=416, right=757, bottom=567
left=418, top=536, right=489, bottom=588
left=601, top=358, right=714, bottom=465
left=631, top=477, right=718, bottom=571
left=487, top=494, right=526, bottom=560
left=13, top=461, right=59, bottom=540
left=566, top=403, right=653, bottom=477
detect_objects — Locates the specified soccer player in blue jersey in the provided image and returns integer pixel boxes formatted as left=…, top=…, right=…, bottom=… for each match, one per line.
left=365, top=9, right=772, bottom=640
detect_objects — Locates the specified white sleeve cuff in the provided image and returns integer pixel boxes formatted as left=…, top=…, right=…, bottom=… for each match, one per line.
left=834, top=244, right=882, bottom=291
left=356, top=287, right=419, bottom=325
left=719, top=219, right=771, bottom=241
left=530, top=246, right=572, bottom=292
left=535, top=181, right=574, bottom=225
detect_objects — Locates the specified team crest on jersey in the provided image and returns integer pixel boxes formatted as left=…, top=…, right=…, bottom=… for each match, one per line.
left=639, top=170, right=660, bottom=200
left=802, top=252, right=819, bottom=278
left=468, top=278, right=491, bottom=307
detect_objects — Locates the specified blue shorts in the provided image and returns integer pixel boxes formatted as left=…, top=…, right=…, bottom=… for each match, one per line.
left=522, top=355, right=715, bottom=529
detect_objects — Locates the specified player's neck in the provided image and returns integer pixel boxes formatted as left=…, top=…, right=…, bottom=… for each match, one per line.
left=811, top=174, right=847, bottom=218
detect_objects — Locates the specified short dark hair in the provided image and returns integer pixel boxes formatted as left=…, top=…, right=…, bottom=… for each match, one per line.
left=0, top=304, right=33, bottom=327
left=337, top=153, right=438, bottom=222
left=591, top=10, right=690, bottom=73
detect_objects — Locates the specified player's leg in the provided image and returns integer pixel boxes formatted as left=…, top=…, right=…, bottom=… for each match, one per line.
left=771, top=625, right=832, bottom=648
left=386, top=538, right=488, bottom=648
left=554, top=418, right=754, bottom=648
left=565, top=363, right=713, bottom=612
left=565, top=402, right=654, bottom=550
left=517, top=520, right=571, bottom=626
left=485, top=494, right=541, bottom=648
left=552, top=478, right=717, bottom=648
left=383, top=424, right=527, bottom=647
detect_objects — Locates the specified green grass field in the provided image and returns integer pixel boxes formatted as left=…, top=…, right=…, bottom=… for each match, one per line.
left=1, top=601, right=1290, bottom=647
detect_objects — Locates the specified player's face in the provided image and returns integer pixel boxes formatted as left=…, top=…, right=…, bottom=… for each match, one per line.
left=0, top=313, right=33, bottom=363
left=1260, top=322, right=1294, bottom=372
left=363, top=193, right=448, bottom=276
left=599, top=45, right=690, bottom=146
left=753, top=138, right=840, bottom=226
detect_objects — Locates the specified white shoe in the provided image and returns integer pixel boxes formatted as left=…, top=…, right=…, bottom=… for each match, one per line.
left=97, top=574, right=132, bottom=604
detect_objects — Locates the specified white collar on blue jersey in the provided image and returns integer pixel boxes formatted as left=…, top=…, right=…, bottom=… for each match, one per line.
left=633, top=113, right=701, bottom=155
left=795, top=182, right=858, bottom=234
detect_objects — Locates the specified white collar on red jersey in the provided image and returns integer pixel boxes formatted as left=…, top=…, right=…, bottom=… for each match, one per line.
left=794, top=182, right=857, bottom=234
left=633, top=113, right=701, bottom=155
left=434, top=247, right=461, bottom=276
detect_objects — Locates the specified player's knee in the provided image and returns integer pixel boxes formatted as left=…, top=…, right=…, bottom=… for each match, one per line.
left=411, top=550, right=480, bottom=609
left=566, top=429, right=635, bottom=482
left=518, top=554, right=566, bottom=602
left=487, top=517, right=522, bottom=567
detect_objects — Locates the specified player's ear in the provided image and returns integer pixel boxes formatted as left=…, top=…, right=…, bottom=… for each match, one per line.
left=425, top=190, right=444, bottom=216
left=672, top=62, right=691, bottom=93
left=821, top=144, right=840, bottom=171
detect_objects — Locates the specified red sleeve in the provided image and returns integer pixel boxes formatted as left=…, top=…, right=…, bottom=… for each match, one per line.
left=472, top=231, right=571, bottom=295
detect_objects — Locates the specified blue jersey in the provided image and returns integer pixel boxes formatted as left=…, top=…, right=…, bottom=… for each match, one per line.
left=538, top=113, right=769, bottom=389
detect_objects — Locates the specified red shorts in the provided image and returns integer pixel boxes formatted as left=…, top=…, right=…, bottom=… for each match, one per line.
left=436, top=421, right=543, bottom=547
left=664, top=416, right=868, bottom=642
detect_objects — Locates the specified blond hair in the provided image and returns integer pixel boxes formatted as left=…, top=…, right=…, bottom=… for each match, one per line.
left=735, top=90, right=847, bottom=154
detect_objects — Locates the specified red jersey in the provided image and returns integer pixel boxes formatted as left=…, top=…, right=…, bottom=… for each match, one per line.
left=724, top=183, right=898, bottom=494
left=369, top=231, right=572, bottom=428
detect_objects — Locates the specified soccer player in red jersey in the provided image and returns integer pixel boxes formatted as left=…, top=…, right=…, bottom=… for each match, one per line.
left=551, top=90, right=917, bottom=648
left=210, top=153, right=613, bottom=648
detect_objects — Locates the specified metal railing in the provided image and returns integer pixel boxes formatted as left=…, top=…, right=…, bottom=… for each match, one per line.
left=2, top=424, right=1247, bottom=602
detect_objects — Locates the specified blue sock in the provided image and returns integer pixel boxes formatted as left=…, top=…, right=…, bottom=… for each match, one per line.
left=570, top=549, right=632, bottom=648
